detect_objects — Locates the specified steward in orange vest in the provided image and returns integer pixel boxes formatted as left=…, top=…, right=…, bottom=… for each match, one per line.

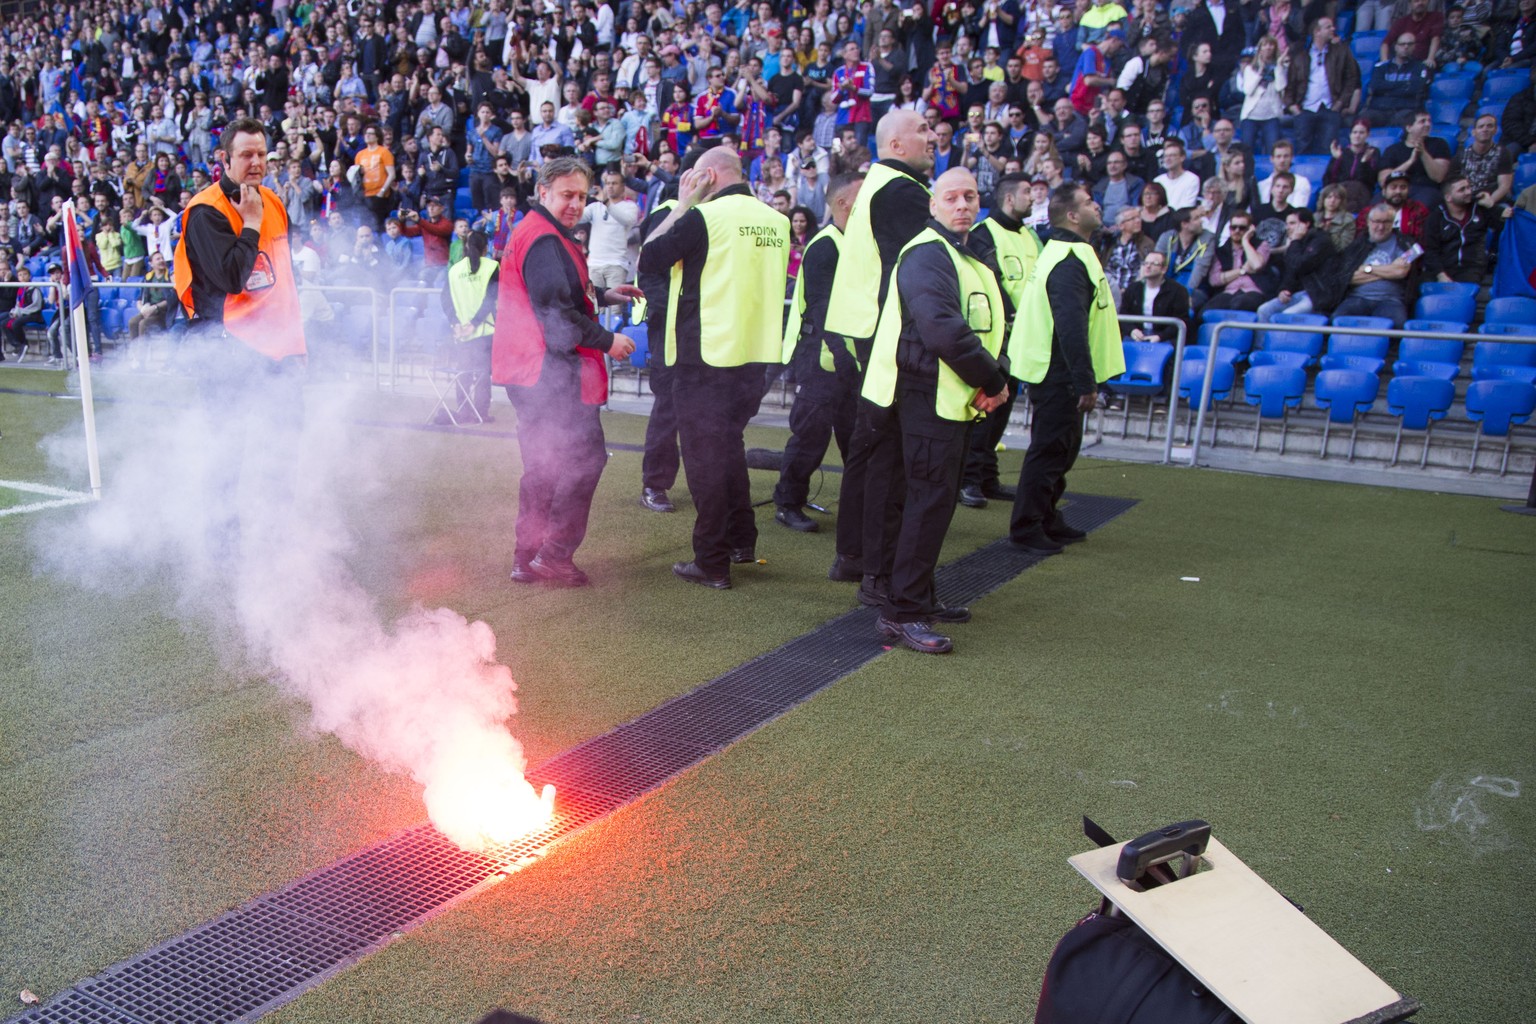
left=173, top=167, right=304, bottom=361
left=491, top=156, right=638, bottom=588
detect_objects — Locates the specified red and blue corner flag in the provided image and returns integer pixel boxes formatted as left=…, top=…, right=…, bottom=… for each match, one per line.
left=63, top=208, right=90, bottom=311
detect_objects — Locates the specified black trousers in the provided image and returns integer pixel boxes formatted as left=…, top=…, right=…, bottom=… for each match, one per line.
left=961, top=379, right=1019, bottom=490
left=885, top=387, right=970, bottom=623
left=507, top=383, right=607, bottom=563
left=838, top=397, right=903, bottom=576
left=772, top=365, right=856, bottom=509
left=673, top=363, right=763, bottom=574
left=641, top=362, right=681, bottom=491
left=1010, top=381, right=1082, bottom=537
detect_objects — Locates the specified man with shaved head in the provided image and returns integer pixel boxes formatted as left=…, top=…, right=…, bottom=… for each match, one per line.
left=858, top=167, right=1010, bottom=653
left=821, top=107, right=937, bottom=605
left=638, top=145, right=791, bottom=589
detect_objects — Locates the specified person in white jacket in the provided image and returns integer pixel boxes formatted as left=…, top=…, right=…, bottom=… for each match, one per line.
left=1238, top=36, right=1289, bottom=156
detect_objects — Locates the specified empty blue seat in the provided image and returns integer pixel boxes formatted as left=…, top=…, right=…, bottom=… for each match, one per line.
left=1414, top=290, right=1477, bottom=324
left=1485, top=296, right=1536, bottom=325
left=1479, top=322, right=1532, bottom=336
left=1471, top=341, right=1536, bottom=384
left=1183, top=344, right=1246, bottom=367
left=1197, top=318, right=1255, bottom=355
left=1387, top=376, right=1456, bottom=467
left=1481, top=75, right=1528, bottom=104
left=621, top=322, right=649, bottom=369
left=1428, top=98, right=1466, bottom=126
left=1367, top=128, right=1399, bottom=152
left=1397, top=335, right=1465, bottom=364
left=1242, top=364, right=1307, bottom=452
left=1106, top=341, right=1174, bottom=439
left=1430, top=76, right=1477, bottom=102
left=1323, top=317, right=1393, bottom=374
left=1314, top=368, right=1382, bottom=460
left=1178, top=357, right=1237, bottom=446
left=1352, top=31, right=1386, bottom=62
left=1252, top=312, right=1328, bottom=368
left=1465, top=380, right=1536, bottom=474
left=1419, top=280, right=1479, bottom=304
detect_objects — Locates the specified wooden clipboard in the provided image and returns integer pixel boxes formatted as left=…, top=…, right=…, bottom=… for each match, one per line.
left=1069, top=837, right=1418, bottom=1024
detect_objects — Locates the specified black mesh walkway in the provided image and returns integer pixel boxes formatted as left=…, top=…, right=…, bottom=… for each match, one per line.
left=9, top=494, right=1135, bottom=1024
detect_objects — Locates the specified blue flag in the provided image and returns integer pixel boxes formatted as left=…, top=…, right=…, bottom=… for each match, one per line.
left=63, top=209, right=90, bottom=311
left=1494, top=208, right=1536, bottom=301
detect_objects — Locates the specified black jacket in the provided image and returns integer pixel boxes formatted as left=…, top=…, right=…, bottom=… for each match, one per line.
left=1038, top=227, right=1101, bottom=396
left=1272, top=228, right=1334, bottom=294
left=891, top=218, right=1009, bottom=401
left=1120, top=279, right=1191, bottom=341
left=1421, top=203, right=1491, bottom=283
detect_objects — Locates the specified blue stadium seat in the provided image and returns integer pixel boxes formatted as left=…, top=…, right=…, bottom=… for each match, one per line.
left=1196, top=321, right=1254, bottom=356
left=1253, top=155, right=1273, bottom=179
left=1290, top=155, right=1329, bottom=192
left=1428, top=99, right=1466, bottom=126
left=1471, top=341, right=1536, bottom=384
left=1323, top=316, right=1394, bottom=374
left=1464, top=380, right=1536, bottom=474
left=1431, top=123, right=1463, bottom=148
left=1479, top=322, right=1533, bottom=336
left=1105, top=341, right=1174, bottom=439
left=1352, top=31, right=1387, bottom=63
left=1429, top=76, right=1477, bottom=103
left=1474, top=102, right=1505, bottom=125
left=1516, top=159, right=1536, bottom=194
left=1242, top=364, right=1307, bottom=452
left=1314, top=368, right=1382, bottom=460
left=1387, top=376, right=1456, bottom=466
left=621, top=322, right=649, bottom=369
left=1178, top=357, right=1237, bottom=446
left=1367, top=128, right=1399, bottom=152
left=1403, top=319, right=1469, bottom=337
left=1394, top=335, right=1466, bottom=380
left=1485, top=296, right=1536, bottom=325
left=1414, top=290, right=1476, bottom=324
left=1252, top=312, right=1328, bottom=368
left=1481, top=75, right=1528, bottom=104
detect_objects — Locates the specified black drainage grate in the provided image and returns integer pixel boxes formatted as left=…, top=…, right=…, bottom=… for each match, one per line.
left=10, top=494, right=1134, bottom=1024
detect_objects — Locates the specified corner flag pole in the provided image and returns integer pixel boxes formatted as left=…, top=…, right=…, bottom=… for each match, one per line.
left=64, top=211, right=102, bottom=499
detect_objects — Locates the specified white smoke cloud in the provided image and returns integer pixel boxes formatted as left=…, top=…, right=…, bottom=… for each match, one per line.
left=33, top=372, right=548, bottom=852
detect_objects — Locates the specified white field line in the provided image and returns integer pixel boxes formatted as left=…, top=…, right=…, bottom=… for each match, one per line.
left=0, top=479, right=95, bottom=517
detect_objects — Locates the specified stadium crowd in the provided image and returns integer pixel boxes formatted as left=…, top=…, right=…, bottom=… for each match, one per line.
left=0, top=0, right=1533, bottom=365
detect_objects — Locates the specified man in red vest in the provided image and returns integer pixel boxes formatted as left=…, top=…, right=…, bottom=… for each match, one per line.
left=492, top=157, right=639, bottom=587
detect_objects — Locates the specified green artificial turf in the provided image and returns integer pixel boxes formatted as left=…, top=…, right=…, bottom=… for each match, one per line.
left=1, top=383, right=1532, bottom=1023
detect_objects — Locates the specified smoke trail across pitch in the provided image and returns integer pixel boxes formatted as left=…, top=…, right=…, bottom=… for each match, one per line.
left=32, top=373, right=544, bottom=852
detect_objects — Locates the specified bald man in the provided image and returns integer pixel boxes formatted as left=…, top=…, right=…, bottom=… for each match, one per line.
left=824, top=108, right=937, bottom=604
left=638, top=145, right=792, bottom=588
left=860, top=168, right=1010, bottom=653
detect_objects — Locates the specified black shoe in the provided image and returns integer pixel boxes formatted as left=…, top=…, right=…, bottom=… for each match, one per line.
left=981, top=482, right=1016, bottom=501
left=827, top=554, right=862, bottom=583
left=1010, top=528, right=1064, bottom=556
left=430, top=410, right=453, bottom=426
left=877, top=616, right=953, bottom=654
left=509, top=557, right=539, bottom=583
left=673, top=560, right=731, bottom=589
left=1046, top=520, right=1087, bottom=544
left=639, top=487, right=675, bottom=513
left=857, top=574, right=889, bottom=607
left=529, top=553, right=590, bottom=587
left=929, top=603, right=972, bottom=624
left=775, top=505, right=819, bottom=532
left=958, top=485, right=988, bottom=508
left=729, top=547, right=758, bottom=564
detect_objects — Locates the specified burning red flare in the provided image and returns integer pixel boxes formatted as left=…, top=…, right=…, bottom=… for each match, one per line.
left=422, top=734, right=555, bottom=852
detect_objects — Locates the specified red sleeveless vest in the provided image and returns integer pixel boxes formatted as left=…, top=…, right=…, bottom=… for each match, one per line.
left=490, top=208, right=607, bottom=405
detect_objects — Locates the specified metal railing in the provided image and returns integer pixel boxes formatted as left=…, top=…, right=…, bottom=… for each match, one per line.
left=298, top=284, right=385, bottom=388
left=1096, top=314, right=1191, bottom=465
left=1189, top=320, right=1536, bottom=466
left=388, top=286, right=446, bottom=390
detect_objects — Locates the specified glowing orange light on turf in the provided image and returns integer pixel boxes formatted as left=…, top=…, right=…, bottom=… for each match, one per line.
left=421, top=737, right=557, bottom=852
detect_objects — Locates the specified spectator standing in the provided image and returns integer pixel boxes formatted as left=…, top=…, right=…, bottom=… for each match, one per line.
left=1378, top=111, right=1452, bottom=208
left=831, top=41, right=875, bottom=146
left=1183, top=0, right=1248, bottom=86
left=1238, top=37, right=1289, bottom=155
left=1284, top=16, right=1361, bottom=157
left=580, top=167, right=640, bottom=324
left=465, top=102, right=504, bottom=213
left=417, top=126, right=461, bottom=213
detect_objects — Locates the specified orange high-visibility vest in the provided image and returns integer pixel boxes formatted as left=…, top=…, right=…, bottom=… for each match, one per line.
left=172, top=181, right=305, bottom=361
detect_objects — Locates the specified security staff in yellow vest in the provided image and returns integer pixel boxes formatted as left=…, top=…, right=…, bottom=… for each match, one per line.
left=437, top=229, right=498, bottom=423
left=771, top=171, right=865, bottom=536
left=172, top=117, right=305, bottom=555
left=636, top=146, right=792, bottom=589
left=959, top=171, right=1042, bottom=510
left=823, top=109, right=937, bottom=602
left=1007, top=183, right=1127, bottom=555
left=861, top=168, right=1010, bottom=654
left=636, top=193, right=681, bottom=514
